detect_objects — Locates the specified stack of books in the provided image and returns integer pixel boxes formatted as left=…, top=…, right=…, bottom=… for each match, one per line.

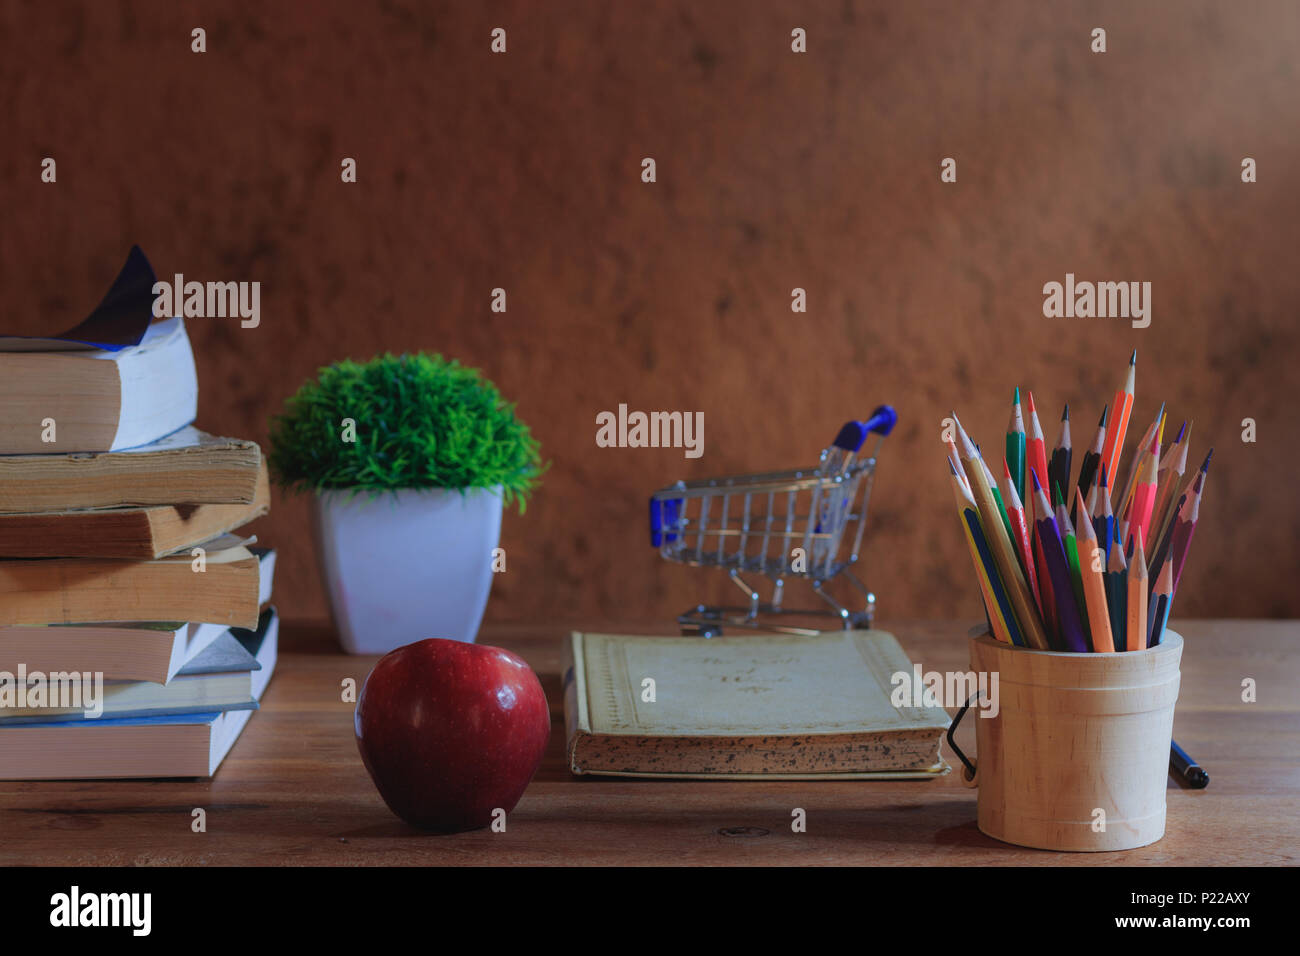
left=0, top=248, right=277, bottom=778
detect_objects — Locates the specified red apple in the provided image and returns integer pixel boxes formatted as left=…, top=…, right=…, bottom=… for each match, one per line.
left=355, top=638, right=550, bottom=831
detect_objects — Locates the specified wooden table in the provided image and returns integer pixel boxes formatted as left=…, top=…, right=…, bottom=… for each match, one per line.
left=1, top=619, right=1295, bottom=866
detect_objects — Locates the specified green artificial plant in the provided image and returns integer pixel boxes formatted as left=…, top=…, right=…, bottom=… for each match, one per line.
left=269, top=352, right=544, bottom=512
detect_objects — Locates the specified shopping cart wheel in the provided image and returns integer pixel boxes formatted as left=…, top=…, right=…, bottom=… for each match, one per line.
left=681, top=623, right=722, bottom=638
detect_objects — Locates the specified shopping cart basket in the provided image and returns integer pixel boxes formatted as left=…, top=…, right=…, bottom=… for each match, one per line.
left=649, top=406, right=897, bottom=636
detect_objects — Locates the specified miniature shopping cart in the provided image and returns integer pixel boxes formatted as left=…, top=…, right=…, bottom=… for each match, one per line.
left=649, top=406, right=897, bottom=636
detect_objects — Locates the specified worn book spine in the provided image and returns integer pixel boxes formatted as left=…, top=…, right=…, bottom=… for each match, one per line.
left=0, top=464, right=269, bottom=559
left=0, top=431, right=261, bottom=513
left=0, top=354, right=121, bottom=455
left=0, top=556, right=261, bottom=629
left=563, top=631, right=591, bottom=774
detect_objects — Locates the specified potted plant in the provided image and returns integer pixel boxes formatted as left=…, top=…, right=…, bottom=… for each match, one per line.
left=269, top=353, right=543, bottom=654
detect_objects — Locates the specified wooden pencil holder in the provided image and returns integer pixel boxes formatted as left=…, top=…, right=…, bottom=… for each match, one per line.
left=950, top=631, right=1183, bottom=852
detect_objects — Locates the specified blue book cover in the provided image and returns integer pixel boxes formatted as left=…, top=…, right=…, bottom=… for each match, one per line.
left=0, top=246, right=157, bottom=352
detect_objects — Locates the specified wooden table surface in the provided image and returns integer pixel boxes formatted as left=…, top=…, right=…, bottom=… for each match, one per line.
left=2, top=619, right=1296, bottom=866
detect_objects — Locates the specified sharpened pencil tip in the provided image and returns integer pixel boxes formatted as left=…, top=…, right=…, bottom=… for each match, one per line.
left=1025, top=390, right=1036, bottom=413
left=1130, top=349, right=1137, bottom=364
left=1175, top=420, right=1187, bottom=444
left=1062, top=403, right=1069, bottom=421
left=1157, top=555, right=1174, bottom=590
left=951, top=412, right=976, bottom=457
left=1099, top=404, right=1108, bottom=426
left=1201, top=448, right=1213, bottom=471
left=1013, top=386, right=1020, bottom=404
left=1030, top=468, right=1042, bottom=493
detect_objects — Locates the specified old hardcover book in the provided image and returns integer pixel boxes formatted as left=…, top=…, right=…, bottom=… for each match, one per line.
left=0, top=620, right=225, bottom=685
left=0, top=460, right=270, bottom=559
left=0, top=427, right=261, bottom=514
left=0, top=317, right=197, bottom=455
left=0, top=548, right=275, bottom=682
left=0, top=708, right=255, bottom=779
left=0, top=608, right=279, bottom=724
left=564, top=630, right=951, bottom=779
left=0, top=534, right=261, bottom=629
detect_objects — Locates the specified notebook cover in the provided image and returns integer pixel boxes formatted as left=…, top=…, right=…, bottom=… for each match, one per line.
left=565, top=629, right=952, bottom=779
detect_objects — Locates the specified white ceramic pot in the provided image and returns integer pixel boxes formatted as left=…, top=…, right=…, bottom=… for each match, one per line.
left=313, top=486, right=503, bottom=654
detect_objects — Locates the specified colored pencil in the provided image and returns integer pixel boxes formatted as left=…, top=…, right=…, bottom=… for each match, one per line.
left=1075, top=487, right=1115, bottom=652
left=1105, top=526, right=1128, bottom=650
left=1001, top=457, right=1039, bottom=596
left=1090, top=463, right=1116, bottom=568
left=1169, top=452, right=1210, bottom=594
left=1098, top=350, right=1136, bottom=492
left=944, top=354, right=1213, bottom=659
left=1048, top=403, right=1072, bottom=510
left=1072, top=404, right=1107, bottom=524
left=1024, top=391, right=1050, bottom=513
left=1029, top=469, right=1089, bottom=652
left=980, top=453, right=1015, bottom=547
left=1151, top=447, right=1209, bottom=579
left=1122, top=431, right=1160, bottom=552
left=1029, top=483, right=1060, bottom=647
left=1085, top=467, right=1103, bottom=555
left=950, top=459, right=1021, bottom=646
left=1125, top=530, right=1149, bottom=653
left=946, top=439, right=967, bottom=490
left=1006, top=387, right=1027, bottom=502
left=1055, top=481, right=1088, bottom=641
left=1148, top=552, right=1174, bottom=648
left=953, top=414, right=1050, bottom=650
left=1170, top=739, right=1209, bottom=788
left=1117, top=403, right=1164, bottom=523
left=1149, top=420, right=1191, bottom=558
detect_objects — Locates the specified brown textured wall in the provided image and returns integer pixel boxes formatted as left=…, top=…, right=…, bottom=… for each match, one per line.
left=2, top=1, right=1298, bottom=628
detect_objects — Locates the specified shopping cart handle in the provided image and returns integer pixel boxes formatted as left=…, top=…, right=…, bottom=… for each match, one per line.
left=832, top=405, right=897, bottom=452
left=831, top=421, right=868, bottom=452
left=649, top=496, right=683, bottom=547
left=863, top=404, right=897, bottom=437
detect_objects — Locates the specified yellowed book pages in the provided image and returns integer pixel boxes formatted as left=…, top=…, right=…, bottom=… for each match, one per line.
left=0, top=427, right=261, bottom=514
left=0, top=457, right=270, bottom=561
left=0, top=317, right=196, bottom=455
left=0, top=460, right=269, bottom=559
left=0, top=535, right=260, bottom=628
left=565, top=630, right=951, bottom=779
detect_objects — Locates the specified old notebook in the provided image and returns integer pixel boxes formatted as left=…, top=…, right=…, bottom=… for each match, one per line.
left=564, top=630, right=951, bottom=779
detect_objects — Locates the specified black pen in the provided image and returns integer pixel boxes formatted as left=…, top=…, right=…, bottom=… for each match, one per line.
left=1170, top=739, right=1208, bottom=788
